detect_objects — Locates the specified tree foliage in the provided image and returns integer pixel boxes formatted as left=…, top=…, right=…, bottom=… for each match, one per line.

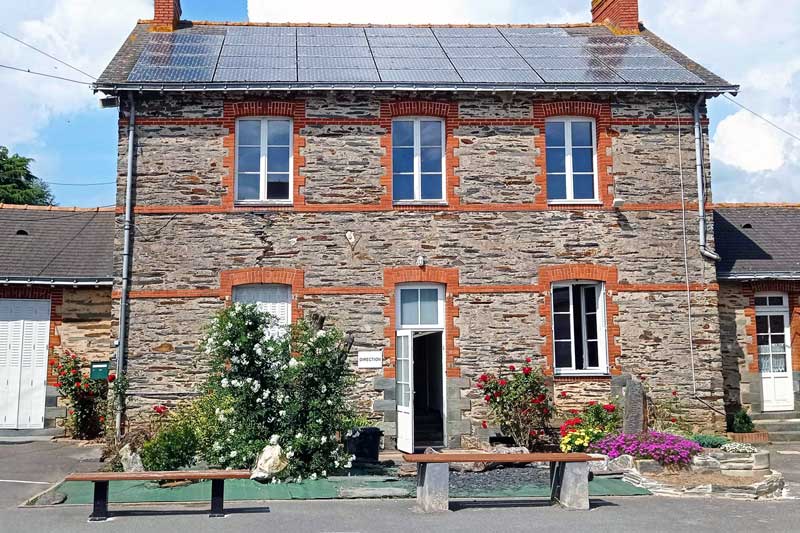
left=0, top=146, right=53, bottom=205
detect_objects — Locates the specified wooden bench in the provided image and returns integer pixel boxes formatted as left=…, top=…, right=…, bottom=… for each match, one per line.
left=64, top=470, right=252, bottom=521
left=403, top=452, right=594, bottom=512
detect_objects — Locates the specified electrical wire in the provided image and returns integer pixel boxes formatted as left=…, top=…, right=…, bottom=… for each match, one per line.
left=0, top=63, right=93, bottom=85
left=723, top=94, right=800, bottom=144
left=0, top=30, right=96, bottom=80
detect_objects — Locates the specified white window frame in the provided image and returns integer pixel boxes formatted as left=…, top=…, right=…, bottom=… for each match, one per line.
left=396, top=283, right=445, bottom=330
left=232, top=283, right=292, bottom=326
left=754, top=291, right=791, bottom=374
left=235, top=117, right=293, bottom=205
left=755, top=292, right=789, bottom=312
left=551, top=281, right=609, bottom=375
left=545, top=117, right=600, bottom=205
left=391, top=117, right=447, bottom=204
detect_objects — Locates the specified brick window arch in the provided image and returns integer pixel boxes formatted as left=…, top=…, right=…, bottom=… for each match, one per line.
left=219, top=267, right=304, bottom=321
left=383, top=266, right=461, bottom=378
left=379, top=101, right=460, bottom=208
left=533, top=101, right=613, bottom=209
left=538, top=264, right=621, bottom=375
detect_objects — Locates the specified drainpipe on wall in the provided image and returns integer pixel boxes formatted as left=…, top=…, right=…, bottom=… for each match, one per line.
left=693, top=95, right=721, bottom=262
left=115, top=92, right=136, bottom=441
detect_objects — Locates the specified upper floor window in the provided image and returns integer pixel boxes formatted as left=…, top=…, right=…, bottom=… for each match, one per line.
left=232, top=283, right=292, bottom=325
left=236, top=118, right=292, bottom=203
left=392, top=118, right=445, bottom=203
left=546, top=118, right=598, bottom=203
left=552, top=281, right=608, bottom=374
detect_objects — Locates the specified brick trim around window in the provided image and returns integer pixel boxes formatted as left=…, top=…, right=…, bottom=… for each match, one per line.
left=533, top=101, right=614, bottom=209
left=0, top=286, right=64, bottom=385
left=221, top=100, right=307, bottom=209
left=379, top=101, right=461, bottom=208
left=382, top=266, right=461, bottom=378
left=743, top=281, right=800, bottom=373
left=219, top=267, right=305, bottom=321
left=537, top=264, right=622, bottom=376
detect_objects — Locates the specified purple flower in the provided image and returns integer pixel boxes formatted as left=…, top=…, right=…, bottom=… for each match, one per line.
left=589, top=432, right=701, bottom=466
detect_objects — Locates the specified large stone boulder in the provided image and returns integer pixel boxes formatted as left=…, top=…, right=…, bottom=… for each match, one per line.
left=119, top=444, right=143, bottom=472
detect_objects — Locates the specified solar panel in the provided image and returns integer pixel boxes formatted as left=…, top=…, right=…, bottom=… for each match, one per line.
left=590, top=45, right=660, bottom=57
left=437, top=36, right=509, bottom=48
left=128, top=32, right=223, bottom=83
left=367, top=36, right=440, bottom=48
left=298, top=68, right=380, bottom=82
left=616, top=69, right=703, bottom=84
left=603, top=56, right=682, bottom=69
left=129, top=66, right=216, bottom=82
left=370, top=46, right=447, bottom=59
left=148, top=33, right=224, bottom=45
left=221, top=45, right=295, bottom=57
left=525, top=57, right=609, bottom=70
left=380, top=69, right=462, bottom=82
left=443, top=47, right=521, bottom=58
left=296, top=26, right=366, bottom=36
left=459, top=69, right=543, bottom=83
left=449, top=57, right=530, bottom=70
left=214, top=68, right=297, bottom=82
left=142, top=43, right=221, bottom=56
left=432, top=27, right=501, bottom=38
left=374, top=57, right=453, bottom=70
left=298, top=46, right=373, bottom=58
left=516, top=46, right=593, bottom=58
left=297, top=35, right=367, bottom=47
left=217, top=56, right=295, bottom=69
left=365, top=27, right=433, bottom=37
left=536, top=69, right=625, bottom=83
left=300, top=56, right=377, bottom=69
left=499, top=27, right=569, bottom=37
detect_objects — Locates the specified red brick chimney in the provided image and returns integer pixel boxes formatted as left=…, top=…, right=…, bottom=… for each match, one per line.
left=591, top=0, right=639, bottom=34
left=152, top=0, right=182, bottom=32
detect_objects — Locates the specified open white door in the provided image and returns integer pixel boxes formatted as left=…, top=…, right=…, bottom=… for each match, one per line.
left=396, top=330, right=414, bottom=453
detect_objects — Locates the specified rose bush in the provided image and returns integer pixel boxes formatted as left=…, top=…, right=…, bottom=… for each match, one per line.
left=477, top=360, right=554, bottom=449
left=54, top=350, right=110, bottom=439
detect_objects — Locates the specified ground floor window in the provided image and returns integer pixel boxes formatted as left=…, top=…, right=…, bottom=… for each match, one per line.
left=755, top=293, right=789, bottom=373
left=552, top=281, right=608, bottom=374
left=232, top=284, right=291, bottom=325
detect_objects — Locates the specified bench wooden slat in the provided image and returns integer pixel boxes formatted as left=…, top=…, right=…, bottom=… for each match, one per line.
left=402, top=452, right=593, bottom=464
left=65, top=470, right=251, bottom=482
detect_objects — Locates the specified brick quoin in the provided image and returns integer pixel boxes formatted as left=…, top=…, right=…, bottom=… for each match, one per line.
left=537, top=264, right=622, bottom=376
left=219, top=267, right=305, bottom=321
left=152, top=0, right=182, bottom=32
left=382, top=266, right=461, bottom=379
left=379, top=101, right=461, bottom=209
left=743, top=281, right=800, bottom=373
left=592, top=0, right=639, bottom=34
left=0, top=286, right=63, bottom=385
left=220, top=99, right=307, bottom=209
left=533, top=101, right=614, bottom=209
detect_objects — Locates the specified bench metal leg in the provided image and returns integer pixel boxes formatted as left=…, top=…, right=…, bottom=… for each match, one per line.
left=549, top=461, right=565, bottom=505
left=415, top=463, right=449, bottom=513
left=88, top=481, right=110, bottom=522
left=210, top=478, right=225, bottom=517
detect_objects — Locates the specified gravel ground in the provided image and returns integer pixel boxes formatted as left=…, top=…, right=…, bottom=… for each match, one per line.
left=450, top=464, right=550, bottom=492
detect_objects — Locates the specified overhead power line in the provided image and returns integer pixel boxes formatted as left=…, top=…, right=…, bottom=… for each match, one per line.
left=723, top=94, right=800, bottom=144
left=0, top=30, right=96, bottom=80
left=0, top=63, right=92, bottom=85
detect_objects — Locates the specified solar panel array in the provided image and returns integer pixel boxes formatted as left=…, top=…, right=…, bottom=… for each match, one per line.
left=127, top=26, right=705, bottom=86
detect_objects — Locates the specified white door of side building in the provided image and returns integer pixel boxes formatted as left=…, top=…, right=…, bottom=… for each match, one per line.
left=756, top=294, right=794, bottom=412
left=395, top=330, right=414, bottom=453
left=0, top=299, right=50, bottom=429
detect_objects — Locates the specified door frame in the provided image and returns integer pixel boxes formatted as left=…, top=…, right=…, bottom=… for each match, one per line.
left=755, top=292, right=794, bottom=412
left=395, top=283, right=447, bottom=450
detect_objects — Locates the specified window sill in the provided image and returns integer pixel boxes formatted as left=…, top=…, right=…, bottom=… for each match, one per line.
left=553, top=373, right=611, bottom=381
left=234, top=201, right=293, bottom=208
left=393, top=200, right=448, bottom=206
left=547, top=200, right=603, bottom=206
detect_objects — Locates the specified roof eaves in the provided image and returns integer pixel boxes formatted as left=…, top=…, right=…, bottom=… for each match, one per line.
left=0, top=276, right=114, bottom=287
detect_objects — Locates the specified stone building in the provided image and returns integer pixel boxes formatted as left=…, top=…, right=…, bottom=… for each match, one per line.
left=0, top=205, right=114, bottom=436
left=716, top=206, right=800, bottom=441
left=97, top=0, right=738, bottom=450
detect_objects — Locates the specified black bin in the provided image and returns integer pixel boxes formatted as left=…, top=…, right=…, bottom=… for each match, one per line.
left=345, top=427, right=383, bottom=463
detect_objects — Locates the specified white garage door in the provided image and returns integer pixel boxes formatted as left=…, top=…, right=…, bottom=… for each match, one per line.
left=0, top=299, right=51, bottom=429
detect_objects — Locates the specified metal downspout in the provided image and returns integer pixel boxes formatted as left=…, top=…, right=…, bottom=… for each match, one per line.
left=693, top=96, right=721, bottom=262
left=116, top=92, right=135, bottom=441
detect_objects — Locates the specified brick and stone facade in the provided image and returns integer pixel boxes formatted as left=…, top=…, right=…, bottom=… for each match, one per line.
left=114, top=91, right=726, bottom=447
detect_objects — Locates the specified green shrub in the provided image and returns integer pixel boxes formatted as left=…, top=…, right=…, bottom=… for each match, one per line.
left=140, top=418, right=199, bottom=471
left=732, top=409, right=755, bottom=433
left=690, top=434, right=730, bottom=448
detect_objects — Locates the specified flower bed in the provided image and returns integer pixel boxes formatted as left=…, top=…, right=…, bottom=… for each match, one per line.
left=590, top=432, right=702, bottom=467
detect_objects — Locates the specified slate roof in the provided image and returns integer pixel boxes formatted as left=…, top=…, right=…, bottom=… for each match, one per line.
left=95, top=22, right=736, bottom=93
left=0, top=206, right=115, bottom=284
left=714, top=206, right=800, bottom=280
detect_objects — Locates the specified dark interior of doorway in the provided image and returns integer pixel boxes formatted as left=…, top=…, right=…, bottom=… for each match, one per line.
left=413, top=331, right=444, bottom=449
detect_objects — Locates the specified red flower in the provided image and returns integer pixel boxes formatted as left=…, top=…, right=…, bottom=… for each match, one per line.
left=59, top=371, right=66, bottom=376
left=498, top=379, right=507, bottom=387
left=522, top=367, right=532, bottom=376
left=537, top=393, right=546, bottom=402
left=672, top=390, right=678, bottom=397
left=494, top=391, right=502, bottom=398
left=532, top=397, right=542, bottom=405
left=568, top=408, right=579, bottom=415
left=670, top=418, right=677, bottom=423
left=529, top=429, right=537, bottom=436
left=588, top=401, right=597, bottom=406
left=70, top=354, right=77, bottom=360
left=602, top=404, right=616, bottom=412
left=57, top=364, right=63, bottom=370
left=525, top=357, right=532, bottom=363
left=83, top=382, right=89, bottom=389
left=508, top=365, right=516, bottom=372
left=75, top=383, right=81, bottom=388
left=99, top=416, right=105, bottom=423
left=153, top=405, right=168, bottom=415
left=55, top=382, right=62, bottom=388
left=484, top=394, right=491, bottom=402
left=71, top=369, right=77, bottom=375
left=68, top=409, right=74, bottom=415
left=479, top=374, right=489, bottom=383
left=49, top=359, right=56, bottom=366
left=542, top=407, right=550, bottom=415
left=559, top=391, right=567, bottom=398
left=481, top=421, right=488, bottom=429
left=108, top=374, right=116, bottom=383
left=476, top=383, right=484, bottom=389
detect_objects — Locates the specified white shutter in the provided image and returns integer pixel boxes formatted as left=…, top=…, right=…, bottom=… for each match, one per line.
left=16, top=300, right=50, bottom=429
left=0, top=300, right=22, bottom=429
left=232, top=284, right=291, bottom=325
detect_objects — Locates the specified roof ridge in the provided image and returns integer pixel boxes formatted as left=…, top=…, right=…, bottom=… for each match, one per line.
left=0, top=204, right=115, bottom=212
left=714, top=203, right=800, bottom=209
left=137, top=20, right=601, bottom=29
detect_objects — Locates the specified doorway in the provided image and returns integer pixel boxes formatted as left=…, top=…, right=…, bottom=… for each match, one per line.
left=413, top=331, right=444, bottom=448
left=755, top=293, right=794, bottom=411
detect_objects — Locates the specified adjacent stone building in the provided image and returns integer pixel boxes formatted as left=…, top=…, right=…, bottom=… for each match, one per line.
left=0, top=205, right=114, bottom=435
left=716, top=206, right=800, bottom=441
left=97, top=0, right=739, bottom=449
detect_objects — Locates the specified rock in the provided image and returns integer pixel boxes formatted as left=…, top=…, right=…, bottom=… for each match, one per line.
left=398, top=462, right=418, bottom=477
left=691, top=454, right=721, bottom=474
left=588, top=453, right=609, bottom=473
left=119, top=444, right=143, bottom=472
left=484, top=446, right=531, bottom=471
left=250, top=444, right=289, bottom=482
left=634, top=459, right=664, bottom=474
left=36, top=490, right=67, bottom=505
left=752, top=451, right=770, bottom=470
left=608, top=454, right=635, bottom=471
left=622, top=378, right=645, bottom=434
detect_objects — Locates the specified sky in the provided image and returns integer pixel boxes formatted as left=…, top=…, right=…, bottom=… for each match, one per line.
left=1, top=0, right=799, bottom=207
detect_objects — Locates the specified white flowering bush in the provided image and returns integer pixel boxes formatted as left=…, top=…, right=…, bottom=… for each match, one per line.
left=720, top=441, right=758, bottom=454
left=199, top=303, right=355, bottom=481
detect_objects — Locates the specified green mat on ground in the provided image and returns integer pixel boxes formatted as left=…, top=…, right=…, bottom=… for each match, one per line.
left=39, top=475, right=647, bottom=505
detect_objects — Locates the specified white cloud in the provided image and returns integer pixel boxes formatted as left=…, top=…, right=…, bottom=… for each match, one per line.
left=0, top=0, right=150, bottom=147
left=712, top=111, right=792, bottom=173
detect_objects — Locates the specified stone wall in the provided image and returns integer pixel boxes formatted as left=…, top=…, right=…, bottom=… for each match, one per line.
left=115, top=91, right=725, bottom=443
left=58, top=287, right=114, bottom=362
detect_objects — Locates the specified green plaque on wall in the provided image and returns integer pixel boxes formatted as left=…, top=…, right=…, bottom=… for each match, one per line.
left=90, top=361, right=110, bottom=380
